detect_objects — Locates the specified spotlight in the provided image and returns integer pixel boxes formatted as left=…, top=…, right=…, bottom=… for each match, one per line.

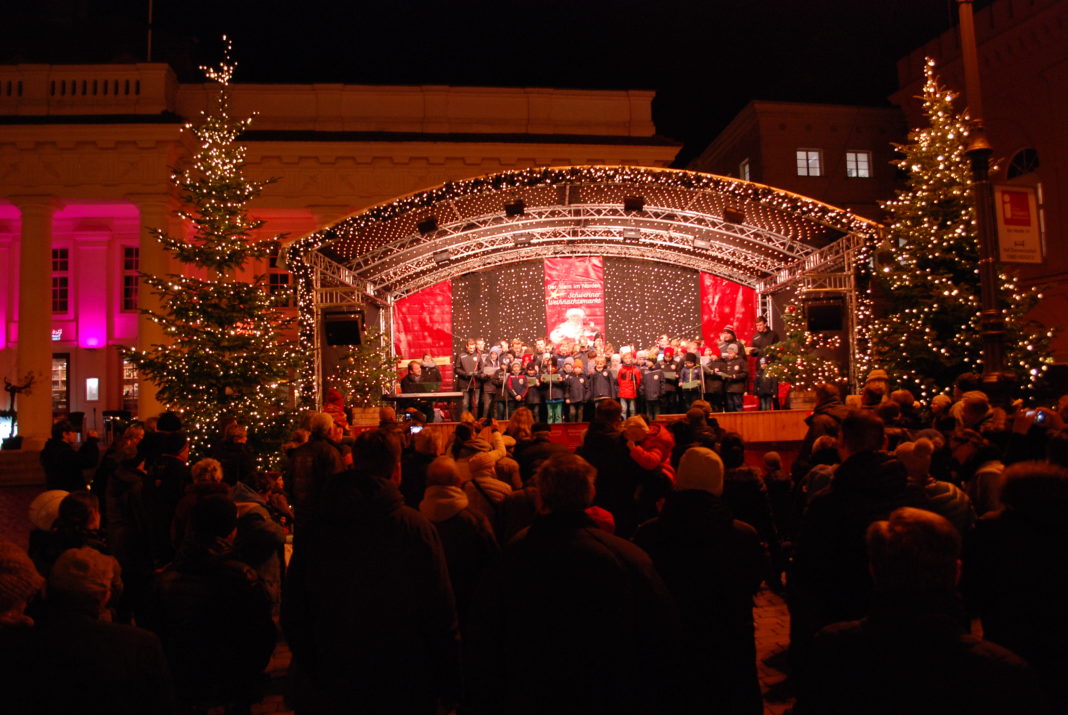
left=622, top=229, right=641, bottom=243
left=432, top=249, right=450, bottom=265
left=693, top=236, right=712, bottom=250
left=513, top=232, right=532, bottom=247
left=623, top=196, right=645, bottom=212
left=417, top=217, right=438, bottom=235
left=722, top=207, right=746, bottom=224
left=505, top=200, right=526, bottom=217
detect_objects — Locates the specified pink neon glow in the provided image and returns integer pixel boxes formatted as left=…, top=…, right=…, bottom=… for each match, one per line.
left=0, top=204, right=19, bottom=220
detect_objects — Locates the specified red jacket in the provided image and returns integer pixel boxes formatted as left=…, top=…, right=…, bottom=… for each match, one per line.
left=617, top=364, right=642, bottom=399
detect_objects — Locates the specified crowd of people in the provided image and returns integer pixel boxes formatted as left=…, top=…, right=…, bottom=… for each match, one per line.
left=2, top=369, right=1067, bottom=713
left=403, top=319, right=781, bottom=423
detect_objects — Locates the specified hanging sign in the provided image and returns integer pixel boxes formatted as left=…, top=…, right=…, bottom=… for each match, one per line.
left=995, top=185, right=1042, bottom=264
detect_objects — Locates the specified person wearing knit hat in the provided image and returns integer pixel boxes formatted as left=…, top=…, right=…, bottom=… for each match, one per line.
left=895, top=438, right=976, bottom=534
left=48, top=546, right=122, bottom=607
left=675, top=446, right=725, bottom=496
left=634, top=444, right=765, bottom=714
left=0, top=541, right=43, bottom=625
left=28, top=489, right=69, bottom=532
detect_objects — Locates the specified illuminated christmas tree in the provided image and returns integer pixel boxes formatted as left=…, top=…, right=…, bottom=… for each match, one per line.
left=127, top=39, right=300, bottom=458
left=868, top=59, right=1053, bottom=397
left=329, top=327, right=396, bottom=408
left=763, top=300, right=842, bottom=391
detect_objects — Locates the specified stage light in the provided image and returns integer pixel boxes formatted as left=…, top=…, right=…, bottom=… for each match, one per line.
left=514, top=232, right=533, bottom=247
left=723, top=207, right=746, bottom=224
left=693, top=236, right=712, bottom=250
left=623, top=196, right=645, bottom=212
left=418, top=217, right=438, bottom=235
left=622, top=229, right=641, bottom=243
left=505, top=200, right=526, bottom=217
left=432, top=249, right=451, bottom=265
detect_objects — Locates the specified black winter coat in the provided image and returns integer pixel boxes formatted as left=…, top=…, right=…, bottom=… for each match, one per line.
left=634, top=490, right=766, bottom=715
left=282, top=471, right=461, bottom=714
left=155, top=538, right=276, bottom=708
left=801, top=590, right=1048, bottom=715
left=468, top=510, right=679, bottom=715
left=793, top=451, right=911, bottom=634
left=40, top=436, right=100, bottom=491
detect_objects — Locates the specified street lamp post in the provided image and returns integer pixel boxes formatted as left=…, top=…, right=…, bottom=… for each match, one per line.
left=956, top=0, right=1009, bottom=391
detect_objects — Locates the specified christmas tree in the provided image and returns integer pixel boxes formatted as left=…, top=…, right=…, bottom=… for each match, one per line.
left=868, top=59, right=1054, bottom=398
left=328, top=327, right=396, bottom=408
left=763, top=300, right=843, bottom=390
left=126, top=39, right=300, bottom=459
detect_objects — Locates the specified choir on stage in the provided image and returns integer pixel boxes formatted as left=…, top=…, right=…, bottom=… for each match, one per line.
left=402, top=319, right=782, bottom=423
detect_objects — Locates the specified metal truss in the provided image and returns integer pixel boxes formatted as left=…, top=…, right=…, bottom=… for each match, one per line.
left=389, top=242, right=758, bottom=302
left=347, top=204, right=817, bottom=291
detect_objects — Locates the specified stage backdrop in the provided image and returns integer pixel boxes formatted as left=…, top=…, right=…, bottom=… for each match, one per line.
left=544, top=257, right=605, bottom=343
left=701, top=274, right=757, bottom=346
left=392, top=259, right=758, bottom=379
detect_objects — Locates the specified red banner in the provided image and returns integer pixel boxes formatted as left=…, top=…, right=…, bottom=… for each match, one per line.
left=700, top=273, right=757, bottom=349
left=544, top=257, right=605, bottom=344
left=393, top=280, right=453, bottom=359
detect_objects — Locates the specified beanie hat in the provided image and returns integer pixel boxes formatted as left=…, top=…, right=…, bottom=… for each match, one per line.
left=468, top=451, right=498, bottom=479
left=867, top=369, right=890, bottom=382
left=684, top=352, right=698, bottom=364
left=894, top=438, right=935, bottom=480
left=0, top=541, right=43, bottom=611
left=28, top=490, right=70, bottom=531
left=721, top=326, right=737, bottom=338
left=623, top=415, right=649, bottom=442
left=48, top=546, right=120, bottom=598
left=763, top=451, right=782, bottom=469
left=157, top=411, right=182, bottom=432
left=676, top=447, right=725, bottom=496
left=663, top=347, right=675, bottom=358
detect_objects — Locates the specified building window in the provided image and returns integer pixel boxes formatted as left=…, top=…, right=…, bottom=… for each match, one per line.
left=51, top=248, right=70, bottom=314
left=122, top=246, right=140, bottom=311
left=846, top=151, right=872, bottom=178
left=267, top=243, right=295, bottom=307
left=739, top=158, right=751, bottom=181
left=52, top=354, right=70, bottom=415
left=1007, top=148, right=1040, bottom=179
left=796, top=149, right=822, bottom=177
left=122, top=358, right=140, bottom=413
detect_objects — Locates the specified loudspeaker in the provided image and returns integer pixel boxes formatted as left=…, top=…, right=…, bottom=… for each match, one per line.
left=723, top=207, right=746, bottom=224
left=806, top=301, right=844, bottom=332
left=324, top=316, right=362, bottom=346
left=417, top=216, right=438, bottom=235
left=623, top=196, right=645, bottom=212
left=505, top=200, right=525, bottom=217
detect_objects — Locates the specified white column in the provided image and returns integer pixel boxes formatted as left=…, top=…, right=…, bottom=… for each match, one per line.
left=129, top=194, right=176, bottom=419
left=13, top=196, right=58, bottom=445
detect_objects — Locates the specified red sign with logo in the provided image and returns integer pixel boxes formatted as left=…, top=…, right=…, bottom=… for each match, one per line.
left=543, top=257, right=605, bottom=344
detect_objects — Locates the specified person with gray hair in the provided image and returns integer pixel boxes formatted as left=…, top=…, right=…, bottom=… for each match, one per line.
left=801, top=507, right=1047, bottom=714
left=468, top=452, right=678, bottom=713
left=286, top=411, right=345, bottom=526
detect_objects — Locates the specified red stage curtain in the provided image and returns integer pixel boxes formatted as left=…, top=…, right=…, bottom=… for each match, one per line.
left=393, top=281, right=454, bottom=384
left=700, top=273, right=757, bottom=347
left=543, top=257, right=605, bottom=343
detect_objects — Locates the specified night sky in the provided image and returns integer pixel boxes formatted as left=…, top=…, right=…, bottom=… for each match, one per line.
left=6, top=0, right=987, bottom=163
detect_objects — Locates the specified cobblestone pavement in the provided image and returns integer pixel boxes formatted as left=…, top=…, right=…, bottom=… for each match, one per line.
left=1, top=485, right=795, bottom=714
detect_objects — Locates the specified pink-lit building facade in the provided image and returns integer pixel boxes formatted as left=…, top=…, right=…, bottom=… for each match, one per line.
left=0, top=63, right=677, bottom=444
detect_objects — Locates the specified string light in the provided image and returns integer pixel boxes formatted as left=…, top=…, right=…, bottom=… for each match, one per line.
left=125, top=38, right=302, bottom=464
left=863, top=58, right=1054, bottom=400
left=763, top=301, right=842, bottom=390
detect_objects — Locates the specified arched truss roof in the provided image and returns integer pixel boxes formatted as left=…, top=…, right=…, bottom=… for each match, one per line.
left=287, top=165, right=881, bottom=302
